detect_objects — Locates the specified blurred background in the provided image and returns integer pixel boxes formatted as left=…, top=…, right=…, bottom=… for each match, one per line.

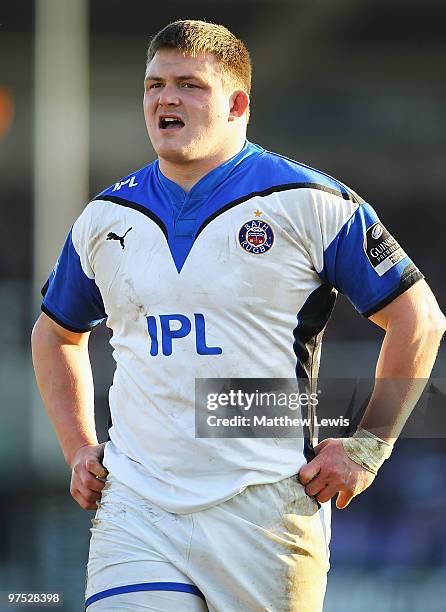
left=1, top=0, right=445, bottom=610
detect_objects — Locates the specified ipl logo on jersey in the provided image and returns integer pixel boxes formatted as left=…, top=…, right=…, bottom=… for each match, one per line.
left=238, top=219, right=274, bottom=255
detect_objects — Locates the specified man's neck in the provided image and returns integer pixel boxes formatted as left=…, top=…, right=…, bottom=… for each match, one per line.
left=158, top=139, right=246, bottom=193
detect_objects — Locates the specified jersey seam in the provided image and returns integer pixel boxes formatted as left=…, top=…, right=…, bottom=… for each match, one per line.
left=318, top=204, right=361, bottom=285
left=71, top=220, right=96, bottom=280
left=195, top=182, right=354, bottom=240
left=264, top=150, right=363, bottom=203
left=92, top=196, right=169, bottom=239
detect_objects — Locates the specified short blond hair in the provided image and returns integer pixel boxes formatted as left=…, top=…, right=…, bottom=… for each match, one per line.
left=147, top=20, right=252, bottom=94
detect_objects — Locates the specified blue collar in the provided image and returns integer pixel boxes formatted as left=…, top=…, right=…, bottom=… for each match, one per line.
left=155, top=141, right=263, bottom=213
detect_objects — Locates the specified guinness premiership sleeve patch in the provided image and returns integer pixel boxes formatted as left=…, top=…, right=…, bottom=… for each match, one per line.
left=320, top=202, right=422, bottom=315
left=364, top=221, right=406, bottom=276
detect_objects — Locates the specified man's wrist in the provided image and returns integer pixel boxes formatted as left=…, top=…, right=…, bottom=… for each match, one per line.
left=341, top=427, right=394, bottom=475
left=65, top=440, right=99, bottom=468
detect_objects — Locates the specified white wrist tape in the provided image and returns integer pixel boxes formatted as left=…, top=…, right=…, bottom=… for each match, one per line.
left=341, top=427, right=393, bottom=475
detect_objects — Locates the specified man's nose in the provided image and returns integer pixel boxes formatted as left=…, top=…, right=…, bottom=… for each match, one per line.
left=158, top=85, right=180, bottom=106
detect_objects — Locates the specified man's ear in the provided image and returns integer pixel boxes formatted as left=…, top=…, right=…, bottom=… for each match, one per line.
left=228, top=91, right=250, bottom=121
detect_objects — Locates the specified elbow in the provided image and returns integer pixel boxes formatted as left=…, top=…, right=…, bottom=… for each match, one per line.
left=433, top=312, right=446, bottom=340
left=412, top=282, right=446, bottom=343
left=422, top=303, right=446, bottom=343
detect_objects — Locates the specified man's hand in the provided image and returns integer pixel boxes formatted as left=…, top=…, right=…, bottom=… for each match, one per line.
left=70, top=443, right=109, bottom=510
left=298, top=438, right=376, bottom=509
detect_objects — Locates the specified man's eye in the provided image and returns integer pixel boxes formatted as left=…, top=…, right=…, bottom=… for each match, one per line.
left=146, top=83, right=162, bottom=90
left=180, top=82, right=196, bottom=88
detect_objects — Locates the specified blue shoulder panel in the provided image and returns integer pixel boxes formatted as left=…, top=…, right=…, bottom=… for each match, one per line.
left=193, top=149, right=362, bottom=239
left=95, top=164, right=154, bottom=200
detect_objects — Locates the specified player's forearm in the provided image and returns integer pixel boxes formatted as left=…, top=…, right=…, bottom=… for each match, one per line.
left=361, top=303, right=445, bottom=442
left=31, top=318, right=98, bottom=467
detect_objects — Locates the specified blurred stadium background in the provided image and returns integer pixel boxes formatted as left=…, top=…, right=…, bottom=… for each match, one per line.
left=1, top=0, right=445, bottom=610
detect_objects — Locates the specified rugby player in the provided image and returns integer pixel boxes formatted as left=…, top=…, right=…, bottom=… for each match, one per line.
left=31, top=20, right=445, bottom=611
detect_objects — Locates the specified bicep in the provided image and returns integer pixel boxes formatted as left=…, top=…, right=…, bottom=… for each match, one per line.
left=368, top=279, right=442, bottom=331
left=32, top=312, right=91, bottom=348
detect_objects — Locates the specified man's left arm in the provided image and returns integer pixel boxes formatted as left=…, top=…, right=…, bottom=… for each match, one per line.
left=299, top=279, right=446, bottom=509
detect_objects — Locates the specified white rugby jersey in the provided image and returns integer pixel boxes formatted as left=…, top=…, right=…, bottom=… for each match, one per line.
left=42, top=141, right=422, bottom=513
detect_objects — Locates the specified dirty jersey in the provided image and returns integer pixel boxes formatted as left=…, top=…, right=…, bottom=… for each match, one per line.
left=42, top=141, right=422, bottom=513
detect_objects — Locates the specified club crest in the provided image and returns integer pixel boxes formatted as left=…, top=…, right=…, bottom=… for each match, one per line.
left=238, top=219, right=274, bottom=255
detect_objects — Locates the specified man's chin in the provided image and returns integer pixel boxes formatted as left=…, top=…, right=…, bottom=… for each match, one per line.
left=155, top=144, right=196, bottom=165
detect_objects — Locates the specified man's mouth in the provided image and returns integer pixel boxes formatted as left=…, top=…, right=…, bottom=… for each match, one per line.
left=159, top=116, right=185, bottom=130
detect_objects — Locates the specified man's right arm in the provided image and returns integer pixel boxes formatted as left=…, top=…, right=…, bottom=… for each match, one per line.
left=31, top=312, right=108, bottom=509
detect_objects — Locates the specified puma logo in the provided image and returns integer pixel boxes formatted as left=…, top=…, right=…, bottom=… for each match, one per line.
left=106, top=227, right=132, bottom=249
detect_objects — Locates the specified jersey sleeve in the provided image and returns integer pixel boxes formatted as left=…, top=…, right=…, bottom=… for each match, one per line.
left=318, top=202, right=423, bottom=317
left=41, top=207, right=106, bottom=332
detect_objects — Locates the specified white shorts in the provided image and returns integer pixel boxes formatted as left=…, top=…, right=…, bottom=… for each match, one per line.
left=85, top=474, right=330, bottom=611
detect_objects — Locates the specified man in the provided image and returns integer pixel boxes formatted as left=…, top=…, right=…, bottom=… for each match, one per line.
left=31, top=20, right=445, bottom=612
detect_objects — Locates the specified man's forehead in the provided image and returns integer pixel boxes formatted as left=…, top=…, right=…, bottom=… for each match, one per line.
left=145, top=48, right=221, bottom=79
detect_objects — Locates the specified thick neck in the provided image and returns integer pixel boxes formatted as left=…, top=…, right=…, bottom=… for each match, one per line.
left=158, top=135, right=246, bottom=193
